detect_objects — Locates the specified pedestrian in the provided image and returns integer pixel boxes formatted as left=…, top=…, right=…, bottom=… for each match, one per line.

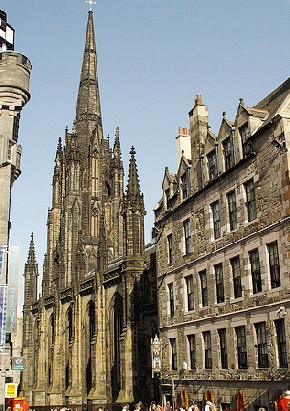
left=149, top=402, right=156, bottom=411
left=165, top=402, right=172, bottom=411
left=280, top=391, right=290, bottom=411
left=189, top=402, right=199, bottom=411
left=135, top=402, right=142, bottom=411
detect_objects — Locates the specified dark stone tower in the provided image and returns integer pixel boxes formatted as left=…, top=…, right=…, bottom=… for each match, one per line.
left=22, top=234, right=39, bottom=393
left=22, top=9, right=157, bottom=407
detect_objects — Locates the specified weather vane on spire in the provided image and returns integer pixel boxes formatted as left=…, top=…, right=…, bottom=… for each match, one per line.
left=86, top=0, right=96, bottom=11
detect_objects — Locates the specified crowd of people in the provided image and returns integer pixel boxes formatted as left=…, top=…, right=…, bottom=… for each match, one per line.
left=120, top=400, right=206, bottom=411
left=46, top=391, right=290, bottom=411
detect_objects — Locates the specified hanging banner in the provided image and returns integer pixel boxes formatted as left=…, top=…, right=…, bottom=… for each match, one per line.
left=0, top=246, right=6, bottom=284
left=0, top=284, right=8, bottom=352
left=151, top=334, right=161, bottom=377
left=0, top=247, right=3, bottom=279
left=7, top=246, right=19, bottom=334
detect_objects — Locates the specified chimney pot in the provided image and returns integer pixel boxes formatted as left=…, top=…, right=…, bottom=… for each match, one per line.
left=194, top=95, right=203, bottom=106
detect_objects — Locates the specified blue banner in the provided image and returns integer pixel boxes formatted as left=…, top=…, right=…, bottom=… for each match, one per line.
left=7, top=246, right=19, bottom=334
left=0, top=245, right=8, bottom=284
left=0, top=284, right=8, bottom=352
left=0, top=247, right=3, bottom=281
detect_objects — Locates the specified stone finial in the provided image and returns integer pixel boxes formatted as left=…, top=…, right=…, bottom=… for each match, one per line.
left=222, top=111, right=226, bottom=117
left=86, top=0, right=96, bottom=12
left=239, top=98, right=244, bottom=105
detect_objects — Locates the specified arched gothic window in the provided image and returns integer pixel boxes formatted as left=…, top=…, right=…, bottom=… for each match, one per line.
left=67, top=306, right=73, bottom=344
left=49, top=313, right=55, bottom=347
left=86, top=301, right=95, bottom=395
left=88, top=301, right=95, bottom=344
left=112, top=294, right=123, bottom=400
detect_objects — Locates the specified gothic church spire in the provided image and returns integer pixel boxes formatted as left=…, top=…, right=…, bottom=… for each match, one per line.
left=124, top=147, right=145, bottom=257
left=75, top=11, right=103, bottom=149
left=126, top=147, right=144, bottom=209
left=24, top=233, right=39, bottom=306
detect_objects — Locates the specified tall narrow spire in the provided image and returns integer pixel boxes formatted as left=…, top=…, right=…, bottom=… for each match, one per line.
left=75, top=11, right=102, bottom=149
left=24, top=233, right=39, bottom=305
left=113, top=127, right=122, bottom=164
left=126, top=147, right=142, bottom=203
left=124, top=148, right=145, bottom=257
left=26, top=233, right=36, bottom=267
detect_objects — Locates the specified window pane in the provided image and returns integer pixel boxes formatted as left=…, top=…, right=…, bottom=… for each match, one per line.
left=227, top=191, right=237, bottom=231
left=249, top=250, right=262, bottom=294
left=218, top=328, right=228, bottom=369
left=240, top=124, right=252, bottom=157
left=181, top=172, right=189, bottom=199
left=245, top=180, right=257, bottom=221
left=223, top=137, right=234, bottom=170
left=184, top=219, right=191, bottom=254
left=168, top=283, right=174, bottom=317
left=203, top=331, right=212, bottom=369
left=212, top=201, right=221, bottom=239
left=268, top=242, right=280, bottom=288
left=186, top=276, right=194, bottom=311
left=170, top=338, right=177, bottom=370
left=188, top=335, right=196, bottom=370
left=230, top=257, right=242, bottom=298
left=199, top=270, right=208, bottom=307
left=275, top=319, right=288, bottom=368
left=167, top=234, right=173, bottom=265
left=215, top=263, right=224, bottom=303
left=207, top=150, right=218, bottom=179
left=236, top=326, right=248, bottom=369
left=255, top=322, right=269, bottom=368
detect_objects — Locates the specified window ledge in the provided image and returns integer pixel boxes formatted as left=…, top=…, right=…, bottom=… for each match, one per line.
left=230, top=296, right=243, bottom=303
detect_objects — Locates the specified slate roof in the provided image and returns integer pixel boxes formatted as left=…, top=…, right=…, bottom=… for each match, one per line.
left=254, top=77, right=290, bottom=125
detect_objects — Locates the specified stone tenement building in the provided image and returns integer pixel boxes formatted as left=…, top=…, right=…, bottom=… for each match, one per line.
left=154, top=79, right=290, bottom=410
left=22, top=11, right=158, bottom=407
left=0, top=10, right=31, bottom=283
left=0, top=9, right=31, bottom=410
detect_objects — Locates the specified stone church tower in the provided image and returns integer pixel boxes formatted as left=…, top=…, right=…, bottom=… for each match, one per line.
left=22, top=10, right=158, bottom=407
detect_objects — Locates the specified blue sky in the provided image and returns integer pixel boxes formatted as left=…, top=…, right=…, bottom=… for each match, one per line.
left=1, top=0, right=290, bottom=308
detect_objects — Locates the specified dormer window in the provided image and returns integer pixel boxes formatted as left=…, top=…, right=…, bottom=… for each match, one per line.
left=181, top=171, right=189, bottom=200
left=207, top=150, right=217, bottom=180
left=223, top=137, right=234, bottom=170
left=240, top=124, right=252, bottom=157
left=165, top=188, right=170, bottom=210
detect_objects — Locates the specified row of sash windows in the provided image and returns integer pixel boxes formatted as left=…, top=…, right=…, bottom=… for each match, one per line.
left=167, top=241, right=281, bottom=317
left=211, top=179, right=256, bottom=240
left=169, top=319, right=287, bottom=371
left=167, top=179, right=257, bottom=260
left=206, top=124, right=252, bottom=182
